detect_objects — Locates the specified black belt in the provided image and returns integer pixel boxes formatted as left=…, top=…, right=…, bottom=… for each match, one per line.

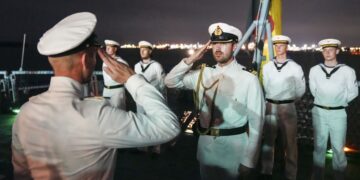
left=104, top=84, right=124, bottom=89
left=314, top=104, right=345, bottom=110
left=197, top=123, right=248, bottom=136
left=266, top=98, right=294, bottom=104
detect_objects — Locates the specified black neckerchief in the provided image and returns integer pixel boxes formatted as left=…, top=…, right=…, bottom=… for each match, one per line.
left=273, top=60, right=289, bottom=72
left=319, top=63, right=342, bottom=79
left=141, top=62, right=153, bottom=73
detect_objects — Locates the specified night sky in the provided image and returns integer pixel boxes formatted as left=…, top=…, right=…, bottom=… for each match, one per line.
left=1, top=0, right=359, bottom=46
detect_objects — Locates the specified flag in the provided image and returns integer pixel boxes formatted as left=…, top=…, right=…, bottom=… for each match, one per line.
left=269, top=0, right=282, bottom=36
left=260, top=0, right=282, bottom=83
left=263, top=0, right=282, bottom=60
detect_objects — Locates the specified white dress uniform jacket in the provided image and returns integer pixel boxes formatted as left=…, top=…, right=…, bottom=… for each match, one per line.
left=309, top=63, right=358, bottom=178
left=12, top=75, right=180, bottom=180
left=165, top=59, right=265, bottom=179
left=134, top=60, right=166, bottom=95
left=263, top=60, right=305, bottom=100
left=102, top=56, right=129, bottom=108
left=261, top=59, right=306, bottom=180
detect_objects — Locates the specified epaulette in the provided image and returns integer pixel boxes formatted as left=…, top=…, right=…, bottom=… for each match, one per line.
left=242, top=67, right=257, bottom=75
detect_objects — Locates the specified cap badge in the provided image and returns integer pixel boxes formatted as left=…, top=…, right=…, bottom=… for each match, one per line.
left=214, top=26, right=223, bottom=36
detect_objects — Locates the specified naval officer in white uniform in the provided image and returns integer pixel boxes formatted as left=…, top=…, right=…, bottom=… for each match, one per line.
left=165, top=22, right=265, bottom=180
left=102, top=39, right=129, bottom=108
left=11, top=12, right=180, bottom=180
left=310, top=39, right=358, bottom=180
left=260, top=35, right=306, bottom=180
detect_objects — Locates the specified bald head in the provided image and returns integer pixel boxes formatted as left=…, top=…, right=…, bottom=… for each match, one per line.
left=48, top=48, right=97, bottom=83
left=49, top=52, right=82, bottom=72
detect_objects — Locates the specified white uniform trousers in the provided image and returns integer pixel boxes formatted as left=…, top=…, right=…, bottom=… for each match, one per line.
left=102, top=87, right=126, bottom=109
left=261, top=102, right=298, bottom=180
left=198, top=133, right=249, bottom=180
left=311, top=107, right=347, bottom=180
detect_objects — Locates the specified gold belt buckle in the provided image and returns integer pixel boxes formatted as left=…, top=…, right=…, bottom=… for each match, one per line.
left=210, top=128, right=220, bottom=136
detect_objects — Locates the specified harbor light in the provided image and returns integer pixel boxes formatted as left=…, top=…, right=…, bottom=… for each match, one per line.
left=11, top=108, right=20, bottom=114
left=188, top=49, right=195, bottom=55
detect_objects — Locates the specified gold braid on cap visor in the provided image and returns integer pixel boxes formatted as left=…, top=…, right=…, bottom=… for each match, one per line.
left=211, top=32, right=238, bottom=43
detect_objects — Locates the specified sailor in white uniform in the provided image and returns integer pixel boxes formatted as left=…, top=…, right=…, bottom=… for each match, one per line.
left=134, top=41, right=166, bottom=101
left=310, top=39, right=358, bottom=180
left=165, top=22, right=265, bottom=180
left=102, top=39, right=129, bottom=108
left=260, top=35, right=305, bottom=180
left=11, top=12, right=180, bottom=180
left=134, top=40, right=167, bottom=154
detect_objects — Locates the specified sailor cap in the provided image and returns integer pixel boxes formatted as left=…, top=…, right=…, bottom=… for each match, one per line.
left=138, top=40, right=153, bottom=49
left=272, top=35, right=291, bottom=44
left=104, top=39, right=120, bottom=47
left=37, top=12, right=98, bottom=57
left=318, top=38, right=341, bottom=48
left=208, top=22, right=242, bottom=43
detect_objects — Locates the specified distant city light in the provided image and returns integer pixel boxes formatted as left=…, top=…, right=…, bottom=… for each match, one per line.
left=248, top=42, right=256, bottom=50
left=117, top=42, right=360, bottom=55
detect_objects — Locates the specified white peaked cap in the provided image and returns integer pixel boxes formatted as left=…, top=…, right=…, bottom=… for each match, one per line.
left=104, top=39, right=120, bottom=47
left=318, top=38, right=341, bottom=48
left=272, top=35, right=291, bottom=44
left=138, top=40, right=153, bottom=48
left=37, top=12, right=97, bottom=56
left=208, top=22, right=242, bottom=42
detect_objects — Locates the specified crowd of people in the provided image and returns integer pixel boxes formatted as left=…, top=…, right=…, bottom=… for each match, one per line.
left=11, top=12, right=358, bottom=180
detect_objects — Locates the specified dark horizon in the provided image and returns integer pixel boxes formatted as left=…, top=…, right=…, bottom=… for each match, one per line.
left=1, top=0, right=360, bottom=47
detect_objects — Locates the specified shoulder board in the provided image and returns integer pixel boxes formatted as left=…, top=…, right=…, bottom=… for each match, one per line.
left=242, top=67, right=258, bottom=76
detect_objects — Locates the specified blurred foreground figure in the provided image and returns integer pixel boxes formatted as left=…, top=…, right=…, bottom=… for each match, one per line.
left=310, top=38, right=358, bottom=180
left=11, top=12, right=180, bottom=180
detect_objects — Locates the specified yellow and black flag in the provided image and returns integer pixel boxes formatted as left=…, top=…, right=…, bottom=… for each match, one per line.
left=260, top=0, right=283, bottom=82
left=263, top=0, right=283, bottom=60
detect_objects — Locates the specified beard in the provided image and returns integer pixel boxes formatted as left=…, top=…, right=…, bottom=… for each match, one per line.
left=213, top=50, right=232, bottom=64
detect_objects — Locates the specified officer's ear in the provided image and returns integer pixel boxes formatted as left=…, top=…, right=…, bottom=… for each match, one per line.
left=232, top=42, right=238, bottom=52
left=80, top=51, right=92, bottom=70
left=336, top=48, right=340, bottom=54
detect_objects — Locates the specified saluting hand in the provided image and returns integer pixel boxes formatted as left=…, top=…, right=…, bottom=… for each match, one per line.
left=184, top=40, right=211, bottom=65
left=98, top=49, right=135, bottom=84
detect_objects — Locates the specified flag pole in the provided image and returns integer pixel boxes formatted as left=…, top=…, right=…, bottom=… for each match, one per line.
left=233, top=0, right=272, bottom=74
left=19, top=33, right=26, bottom=71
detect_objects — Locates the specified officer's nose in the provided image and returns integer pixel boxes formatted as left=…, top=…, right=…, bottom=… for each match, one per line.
left=212, top=43, right=221, bottom=50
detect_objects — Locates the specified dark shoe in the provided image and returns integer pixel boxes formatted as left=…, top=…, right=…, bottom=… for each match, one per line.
left=259, top=174, right=272, bottom=180
left=333, top=170, right=345, bottom=180
left=311, top=166, right=324, bottom=180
